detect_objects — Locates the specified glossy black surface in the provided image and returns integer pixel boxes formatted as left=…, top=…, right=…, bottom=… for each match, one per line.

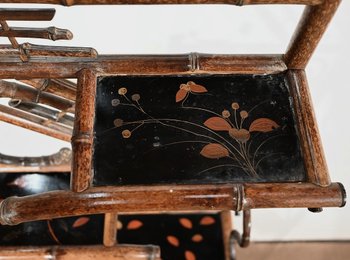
left=0, top=172, right=104, bottom=246
left=93, top=73, right=306, bottom=186
left=118, top=213, right=225, bottom=260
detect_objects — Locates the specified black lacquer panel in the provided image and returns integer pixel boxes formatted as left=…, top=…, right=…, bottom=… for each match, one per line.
left=0, top=172, right=104, bottom=246
left=118, top=213, right=225, bottom=260
left=93, top=73, right=306, bottom=186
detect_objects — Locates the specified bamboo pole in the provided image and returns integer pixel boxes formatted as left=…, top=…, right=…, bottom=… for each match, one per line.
left=0, top=26, right=73, bottom=41
left=0, top=183, right=345, bottom=225
left=0, top=80, right=74, bottom=111
left=103, top=213, right=118, bottom=247
left=71, top=69, right=96, bottom=192
left=0, top=8, right=55, bottom=21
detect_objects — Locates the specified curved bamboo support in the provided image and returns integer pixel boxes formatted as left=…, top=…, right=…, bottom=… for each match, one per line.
left=0, top=148, right=71, bottom=173
left=0, top=183, right=345, bottom=226
left=0, top=245, right=161, bottom=260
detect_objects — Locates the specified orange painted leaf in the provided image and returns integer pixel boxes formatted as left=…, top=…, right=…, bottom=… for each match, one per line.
left=72, top=217, right=90, bottom=228
left=166, top=235, right=180, bottom=247
left=200, top=216, right=216, bottom=225
left=204, top=117, right=231, bottom=131
left=179, top=218, right=193, bottom=229
left=127, top=220, right=143, bottom=230
left=192, top=234, right=203, bottom=242
left=188, top=82, right=207, bottom=93
left=175, top=89, right=188, bottom=102
left=249, top=118, right=279, bottom=133
left=200, top=143, right=229, bottom=159
left=185, top=250, right=196, bottom=260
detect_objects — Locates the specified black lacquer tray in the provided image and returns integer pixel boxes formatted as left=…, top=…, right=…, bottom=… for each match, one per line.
left=93, top=73, right=306, bottom=186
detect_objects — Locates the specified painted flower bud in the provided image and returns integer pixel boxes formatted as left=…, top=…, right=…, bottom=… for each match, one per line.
left=111, top=99, right=120, bottom=107
left=118, top=87, right=127, bottom=95
left=222, top=110, right=231, bottom=118
left=113, top=119, right=123, bottom=127
left=122, top=129, right=131, bottom=138
left=231, top=102, right=239, bottom=110
left=240, top=110, right=248, bottom=119
left=131, top=94, right=141, bottom=101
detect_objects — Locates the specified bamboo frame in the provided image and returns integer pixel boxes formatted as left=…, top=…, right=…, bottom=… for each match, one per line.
left=0, top=0, right=345, bottom=234
left=0, top=245, right=161, bottom=260
left=0, top=183, right=345, bottom=226
left=287, top=70, right=330, bottom=186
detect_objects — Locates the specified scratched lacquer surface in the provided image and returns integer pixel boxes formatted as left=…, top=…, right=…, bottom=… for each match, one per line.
left=93, top=73, right=306, bottom=185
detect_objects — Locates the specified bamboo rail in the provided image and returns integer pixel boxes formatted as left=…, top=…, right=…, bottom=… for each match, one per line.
left=0, top=183, right=345, bottom=225
left=0, top=54, right=287, bottom=78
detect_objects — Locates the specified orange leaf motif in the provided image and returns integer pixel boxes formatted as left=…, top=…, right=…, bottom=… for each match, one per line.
left=199, top=216, right=216, bottom=226
left=200, top=143, right=229, bottom=159
left=127, top=220, right=143, bottom=230
left=192, top=234, right=203, bottom=242
left=249, top=118, right=279, bottom=133
left=175, top=89, right=188, bottom=103
left=188, top=81, right=208, bottom=93
left=179, top=218, right=193, bottom=229
left=204, top=117, right=231, bottom=131
left=185, top=250, right=196, bottom=260
left=167, top=235, right=180, bottom=247
left=72, top=217, right=90, bottom=228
